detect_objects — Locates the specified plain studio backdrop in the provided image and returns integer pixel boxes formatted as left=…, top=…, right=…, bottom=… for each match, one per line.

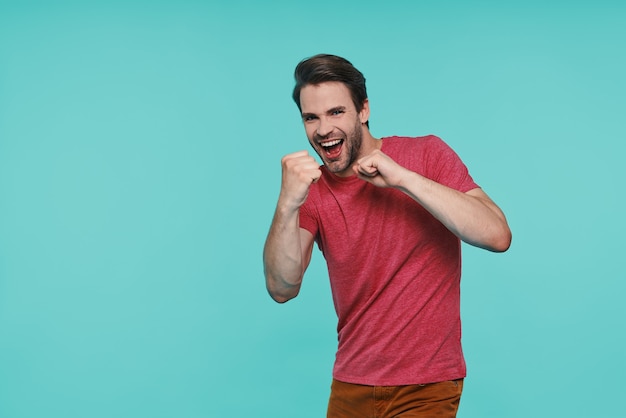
left=0, top=1, right=624, bottom=417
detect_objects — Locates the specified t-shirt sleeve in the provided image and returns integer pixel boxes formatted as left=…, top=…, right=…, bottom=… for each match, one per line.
left=427, top=136, right=479, bottom=193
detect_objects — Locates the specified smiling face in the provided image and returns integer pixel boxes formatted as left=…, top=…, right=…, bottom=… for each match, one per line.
left=299, top=82, right=370, bottom=177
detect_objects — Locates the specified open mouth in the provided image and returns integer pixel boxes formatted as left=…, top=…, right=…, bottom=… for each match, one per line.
left=320, top=139, right=344, bottom=160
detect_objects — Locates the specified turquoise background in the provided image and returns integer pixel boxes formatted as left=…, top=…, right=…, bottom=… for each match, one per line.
left=1, top=1, right=624, bottom=417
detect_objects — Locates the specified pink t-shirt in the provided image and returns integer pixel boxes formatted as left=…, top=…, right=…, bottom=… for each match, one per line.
left=299, top=135, right=479, bottom=386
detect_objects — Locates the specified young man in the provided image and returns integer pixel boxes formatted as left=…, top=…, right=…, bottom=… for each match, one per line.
left=263, top=54, right=511, bottom=417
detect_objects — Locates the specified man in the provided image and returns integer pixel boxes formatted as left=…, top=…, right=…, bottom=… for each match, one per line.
left=263, top=54, right=511, bottom=417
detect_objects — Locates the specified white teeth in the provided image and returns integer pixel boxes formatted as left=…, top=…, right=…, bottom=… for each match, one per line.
left=320, top=139, right=341, bottom=147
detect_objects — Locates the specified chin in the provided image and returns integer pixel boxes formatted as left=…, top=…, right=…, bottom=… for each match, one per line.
left=327, top=162, right=351, bottom=175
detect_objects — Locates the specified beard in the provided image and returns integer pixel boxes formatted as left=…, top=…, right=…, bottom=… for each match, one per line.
left=311, top=118, right=363, bottom=176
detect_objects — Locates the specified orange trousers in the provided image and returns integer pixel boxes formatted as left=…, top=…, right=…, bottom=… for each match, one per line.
left=327, top=378, right=463, bottom=418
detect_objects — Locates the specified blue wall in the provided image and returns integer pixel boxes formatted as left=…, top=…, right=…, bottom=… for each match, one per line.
left=1, top=1, right=624, bottom=417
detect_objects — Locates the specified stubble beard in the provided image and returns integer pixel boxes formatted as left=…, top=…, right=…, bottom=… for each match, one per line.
left=317, top=119, right=363, bottom=175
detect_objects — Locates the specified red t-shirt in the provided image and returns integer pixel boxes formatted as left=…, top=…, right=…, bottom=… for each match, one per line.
left=299, top=135, right=479, bottom=386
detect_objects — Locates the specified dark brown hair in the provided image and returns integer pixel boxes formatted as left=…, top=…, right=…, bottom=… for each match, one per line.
left=292, top=54, right=368, bottom=119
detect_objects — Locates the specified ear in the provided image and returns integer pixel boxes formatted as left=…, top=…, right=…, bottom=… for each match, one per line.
left=359, top=99, right=370, bottom=124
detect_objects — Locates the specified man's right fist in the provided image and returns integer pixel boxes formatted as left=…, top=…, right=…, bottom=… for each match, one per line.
left=279, top=150, right=322, bottom=209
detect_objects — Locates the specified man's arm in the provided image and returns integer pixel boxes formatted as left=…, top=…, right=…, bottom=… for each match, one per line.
left=263, top=151, right=321, bottom=303
left=353, top=149, right=512, bottom=252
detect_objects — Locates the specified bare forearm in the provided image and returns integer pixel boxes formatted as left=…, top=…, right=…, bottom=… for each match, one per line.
left=397, top=171, right=512, bottom=252
left=263, top=150, right=321, bottom=302
left=263, top=205, right=305, bottom=302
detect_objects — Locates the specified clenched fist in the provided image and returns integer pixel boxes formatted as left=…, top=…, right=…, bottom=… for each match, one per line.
left=353, top=149, right=410, bottom=188
left=279, top=150, right=322, bottom=210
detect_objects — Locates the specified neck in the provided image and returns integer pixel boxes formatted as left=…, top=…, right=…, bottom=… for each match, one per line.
left=359, top=127, right=381, bottom=156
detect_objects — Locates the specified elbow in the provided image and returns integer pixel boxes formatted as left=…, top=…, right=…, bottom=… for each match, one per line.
left=267, top=286, right=300, bottom=304
left=490, top=227, right=512, bottom=253
left=269, top=292, right=297, bottom=304
left=265, top=271, right=302, bottom=303
left=465, top=222, right=512, bottom=253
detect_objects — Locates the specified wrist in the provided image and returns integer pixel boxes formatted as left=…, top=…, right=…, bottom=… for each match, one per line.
left=276, top=196, right=302, bottom=216
left=395, top=168, right=420, bottom=191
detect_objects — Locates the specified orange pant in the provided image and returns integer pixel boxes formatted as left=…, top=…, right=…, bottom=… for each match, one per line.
left=327, top=378, right=463, bottom=418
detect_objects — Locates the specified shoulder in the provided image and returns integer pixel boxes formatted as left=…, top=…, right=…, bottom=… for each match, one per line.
left=382, top=135, right=445, bottom=150
left=381, top=135, right=450, bottom=163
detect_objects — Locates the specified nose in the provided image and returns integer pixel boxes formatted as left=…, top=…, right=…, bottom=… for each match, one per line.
left=316, top=117, right=333, bottom=138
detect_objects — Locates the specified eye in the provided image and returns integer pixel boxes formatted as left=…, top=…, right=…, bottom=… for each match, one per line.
left=331, top=109, right=344, bottom=116
left=303, top=115, right=317, bottom=122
